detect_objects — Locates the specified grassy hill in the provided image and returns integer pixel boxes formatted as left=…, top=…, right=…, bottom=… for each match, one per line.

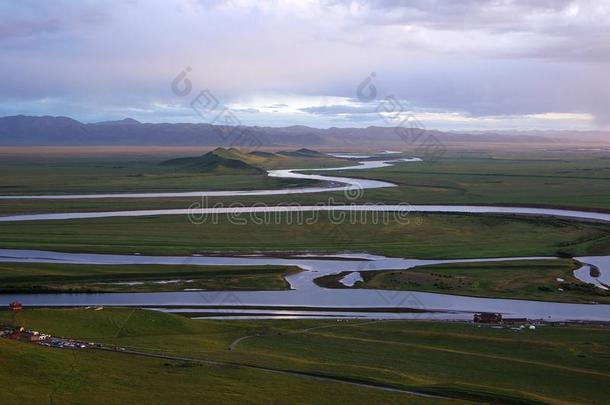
left=160, top=147, right=338, bottom=173
left=160, top=147, right=266, bottom=174
left=160, top=147, right=348, bottom=172
left=248, top=151, right=276, bottom=158
left=277, top=148, right=327, bottom=158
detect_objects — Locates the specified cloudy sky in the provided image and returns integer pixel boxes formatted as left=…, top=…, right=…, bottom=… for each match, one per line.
left=1, top=0, right=609, bottom=130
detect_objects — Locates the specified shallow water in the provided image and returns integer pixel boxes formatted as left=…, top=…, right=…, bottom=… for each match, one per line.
left=0, top=249, right=609, bottom=321
left=2, top=204, right=610, bottom=224
left=327, top=153, right=373, bottom=159
left=339, top=272, right=364, bottom=287
left=573, top=257, right=610, bottom=290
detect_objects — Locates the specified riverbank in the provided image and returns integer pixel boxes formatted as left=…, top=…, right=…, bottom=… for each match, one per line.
left=0, top=262, right=300, bottom=294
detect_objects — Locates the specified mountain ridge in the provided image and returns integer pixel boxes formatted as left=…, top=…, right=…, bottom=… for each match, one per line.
left=1, top=115, right=605, bottom=147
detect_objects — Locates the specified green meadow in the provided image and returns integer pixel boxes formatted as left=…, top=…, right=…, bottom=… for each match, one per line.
left=3, top=152, right=610, bottom=216
left=2, top=151, right=610, bottom=216
left=0, top=331, right=435, bottom=405
left=1, top=308, right=608, bottom=404
left=307, top=154, right=610, bottom=210
left=0, top=262, right=297, bottom=293
left=315, top=259, right=610, bottom=304
left=0, top=149, right=347, bottom=196
left=1, top=150, right=610, bottom=403
left=2, top=213, right=610, bottom=259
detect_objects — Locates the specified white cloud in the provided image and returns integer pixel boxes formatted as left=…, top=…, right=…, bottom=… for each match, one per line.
left=0, top=0, right=608, bottom=129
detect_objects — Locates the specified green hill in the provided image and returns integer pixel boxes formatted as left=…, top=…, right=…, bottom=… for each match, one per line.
left=248, top=151, right=276, bottom=158
left=277, top=148, right=326, bottom=158
left=160, top=148, right=265, bottom=174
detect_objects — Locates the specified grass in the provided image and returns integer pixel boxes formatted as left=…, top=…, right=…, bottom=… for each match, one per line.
left=159, top=147, right=267, bottom=175
left=313, top=155, right=610, bottom=210
left=0, top=337, right=435, bottom=404
left=0, top=151, right=347, bottom=196
left=2, top=213, right=610, bottom=259
left=2, top=149, right=610, bottom=402
left=0, top=262, right=298, bottom=293
left=315, top=259, right=610, bottom=304
left=3, top=151, right=610, bottom=215
left=1, top=308, right=609, bottom=404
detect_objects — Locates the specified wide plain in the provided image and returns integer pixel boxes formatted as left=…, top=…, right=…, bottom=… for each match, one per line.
left=2, top=147, right=610, bottom=405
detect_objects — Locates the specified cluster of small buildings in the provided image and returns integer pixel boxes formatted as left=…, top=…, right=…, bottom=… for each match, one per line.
left=0, top=326, right=47, bottom=342
left=473, top=312, right=538, bottom=330
left=2, top=301, right=97, bottom=350
left=473, top=312, right=503, bottom=323
left=1, top=325, right=94, bottom=349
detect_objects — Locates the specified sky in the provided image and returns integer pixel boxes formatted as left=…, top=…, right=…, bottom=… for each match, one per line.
left=1, top=0, right=609, bottom=131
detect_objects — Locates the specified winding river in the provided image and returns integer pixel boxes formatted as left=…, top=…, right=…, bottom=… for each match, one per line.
left=1, top=155, right=609, bottom=321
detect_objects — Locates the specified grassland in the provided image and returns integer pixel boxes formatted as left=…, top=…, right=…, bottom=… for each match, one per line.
left=315, top=259, right=610, bottom=304
left=1, top=308, right=609, bottom=404
left=312, top=155, right=610, bottom=210
left=2, top=213, right=610, bottom=259
left=2, top=149, right=610, bottom=403
left=0, top=150, right=610, bottom=215
left=0, top=149, right=347, bottom=196
left=0, top=330, right=432, bottom=404
left=3, top=151, right=610, bottom=216
left=0, top=262, right=298, bottom=293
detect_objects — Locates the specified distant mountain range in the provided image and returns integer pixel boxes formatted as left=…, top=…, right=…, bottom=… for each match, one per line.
left=0, top=115, right=607, bottom=147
